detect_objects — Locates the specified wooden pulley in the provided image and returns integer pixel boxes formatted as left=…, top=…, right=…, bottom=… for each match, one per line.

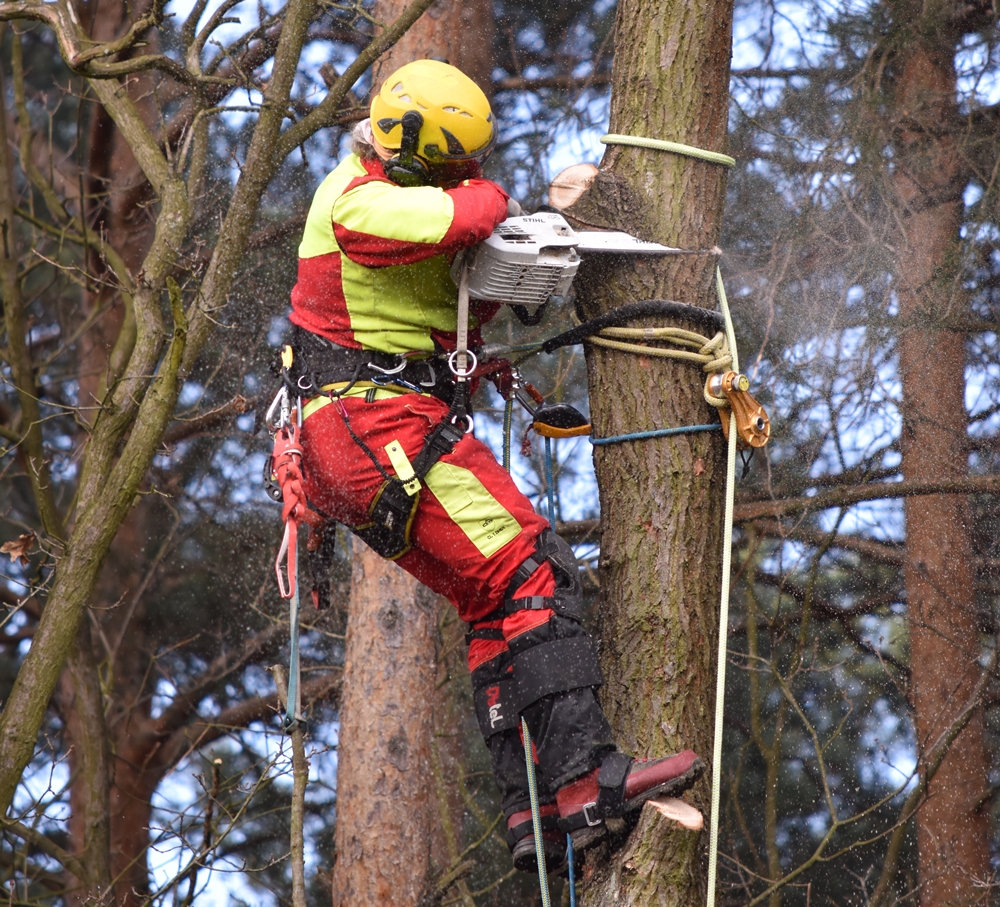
left=706, top=371, right=770, bottom=449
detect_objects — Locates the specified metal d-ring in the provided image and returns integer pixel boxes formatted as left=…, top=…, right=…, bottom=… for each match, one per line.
left=447, top=349, right=478, bottom=379
left=448, top=410, right=475, bottom=435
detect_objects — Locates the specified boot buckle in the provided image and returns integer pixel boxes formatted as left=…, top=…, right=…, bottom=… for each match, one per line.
left=582, top=802, right=602, bottom=827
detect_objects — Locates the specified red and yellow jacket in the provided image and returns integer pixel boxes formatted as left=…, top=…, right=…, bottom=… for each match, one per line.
left=289, top=154, right=509, bottom=355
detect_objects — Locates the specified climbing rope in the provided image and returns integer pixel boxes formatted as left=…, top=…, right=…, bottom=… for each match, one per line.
left=521, top=719, right=552, bottom=907
left=706, top=268, right=738, bottom=907
left=268, top=387, right=319, bottom=731
left=587, top=326, right=731, bottom=372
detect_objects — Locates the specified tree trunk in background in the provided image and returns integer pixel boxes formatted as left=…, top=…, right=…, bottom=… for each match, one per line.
left=331, top=538, right=439, bottom=906
left=53, top=1, right=161, bottom=901
left=567, top=0, right=733, bottom=903
left=330, top=4, right=495, bottom=903
left=889, top=9, right=990, bottom=904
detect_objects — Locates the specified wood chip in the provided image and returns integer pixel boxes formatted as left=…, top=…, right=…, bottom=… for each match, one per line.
left=647, top=797, right=704, bottom=830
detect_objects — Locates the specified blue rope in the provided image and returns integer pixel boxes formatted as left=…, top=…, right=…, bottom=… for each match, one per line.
left=591, top=423, right=722, bottom=446
left=567, top=834, right=577, bottom=906
left=543, top=436, right=556, bottom=529
left=284, top=535, right=302, bottom=733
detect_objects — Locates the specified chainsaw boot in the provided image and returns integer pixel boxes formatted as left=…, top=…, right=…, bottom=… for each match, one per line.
left=555, top=750, right=705, bottom=852
left=506, top=802, right=566, bottom=873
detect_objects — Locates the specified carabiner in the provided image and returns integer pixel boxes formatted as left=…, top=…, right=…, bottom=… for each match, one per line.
left=266, top=385, right=291, bottom=431
left=367, top=358, right=408, bottom=376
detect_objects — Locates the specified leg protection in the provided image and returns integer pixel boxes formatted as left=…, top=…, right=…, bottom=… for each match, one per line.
left=470, top=650, right=554, bottom=816
left=508, top=614, right=614, bottom=792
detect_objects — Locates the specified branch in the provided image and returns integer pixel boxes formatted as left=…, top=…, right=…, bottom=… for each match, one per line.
left=0, top=817, right=88, bottom=881
left=162, top=394, right=257, bottom=445
left=271, top=666, right=307, bottom=907
left=735, top=475, right=1000, bottom=522
left=157, top=671, right=341, bottom=772
left=273, top=0, right=438, bottom=159
left=750, top=518, right=904, bottom=566
left=494, top=73, right=610, bottom=92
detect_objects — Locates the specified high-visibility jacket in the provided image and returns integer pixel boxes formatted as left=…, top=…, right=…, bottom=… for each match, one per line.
left=289, top=153, right=510, bottom=355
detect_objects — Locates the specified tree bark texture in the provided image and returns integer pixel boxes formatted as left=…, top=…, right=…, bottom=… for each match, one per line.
left=568, top=0, right=733, bottom=903
left=331, top=539, right=438, bottom=907
left=370, top=0, right=494, bottom=95
left=330, top=6, right=493, bottom=904
left=888, top=8, right=990, bottom=904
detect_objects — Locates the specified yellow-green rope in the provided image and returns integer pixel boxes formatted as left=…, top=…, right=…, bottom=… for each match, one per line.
left=587, top=327, right=732, bottom=373
left=706, top=267, right=737, bottom=907
left=602, top=133, right=736, bottom=169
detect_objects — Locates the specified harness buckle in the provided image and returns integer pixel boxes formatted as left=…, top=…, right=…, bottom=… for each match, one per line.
left=582, top=802, right=602, bottom=827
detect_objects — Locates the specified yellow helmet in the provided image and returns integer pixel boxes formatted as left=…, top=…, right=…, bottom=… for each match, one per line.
left=370, top=60, right=497, bottom=167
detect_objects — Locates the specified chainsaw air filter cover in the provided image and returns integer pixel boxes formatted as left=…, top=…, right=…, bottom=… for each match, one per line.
left=459, top=212, right=581, bottom=307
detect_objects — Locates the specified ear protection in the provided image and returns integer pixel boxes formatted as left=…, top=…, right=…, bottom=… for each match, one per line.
left=383, top=110, right=431, bottom=187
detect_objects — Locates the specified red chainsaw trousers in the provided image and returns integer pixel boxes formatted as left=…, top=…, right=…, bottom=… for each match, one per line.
left=299, top=388, right=556, bottom=668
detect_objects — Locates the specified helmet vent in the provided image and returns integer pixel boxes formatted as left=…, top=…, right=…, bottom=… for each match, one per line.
left=439, top=127, right=467, bottom=156
left=392, top=82, right=404, bottom=93
left=398, top=94, right=411, bottom=103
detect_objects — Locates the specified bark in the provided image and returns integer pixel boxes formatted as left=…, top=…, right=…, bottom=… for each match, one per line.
left=566, top=0, right=734, bottom=903
left=329, top=5, right=493, bottom=904
left=887, top=6, right=990, bottom=903
left=331, top=538, right=439, bottom=907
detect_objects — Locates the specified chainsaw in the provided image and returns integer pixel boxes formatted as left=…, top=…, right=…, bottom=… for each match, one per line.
left=454, top=211, right=679, bottom=307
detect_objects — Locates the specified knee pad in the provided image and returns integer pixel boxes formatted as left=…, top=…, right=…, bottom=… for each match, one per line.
left=511, top=635, right=603, bottom=713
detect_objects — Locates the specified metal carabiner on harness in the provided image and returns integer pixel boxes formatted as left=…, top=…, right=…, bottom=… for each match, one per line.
left=266, top=384, right=292, bottom=432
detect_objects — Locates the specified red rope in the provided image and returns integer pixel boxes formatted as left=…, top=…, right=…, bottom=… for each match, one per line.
left=272, top=420, right=322, bottom=599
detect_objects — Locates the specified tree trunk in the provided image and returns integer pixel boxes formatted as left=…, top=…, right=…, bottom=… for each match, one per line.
left=330, top=4, right=494, bottom=904
left=331, top=539, right=439, bottom=906
left=566, top=0, right=733, bottom=903
left=889, top=11, right=990, bottom=905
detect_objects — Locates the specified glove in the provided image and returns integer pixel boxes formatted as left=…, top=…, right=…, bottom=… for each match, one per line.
left=507, top=198, right=523, bottom=217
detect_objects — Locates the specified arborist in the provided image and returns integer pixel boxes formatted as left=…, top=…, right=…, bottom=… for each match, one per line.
left=283, top=59, right=704, bottom=872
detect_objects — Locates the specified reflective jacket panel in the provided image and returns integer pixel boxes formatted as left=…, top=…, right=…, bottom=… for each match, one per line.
left=289, top=154, right=509, bottom=354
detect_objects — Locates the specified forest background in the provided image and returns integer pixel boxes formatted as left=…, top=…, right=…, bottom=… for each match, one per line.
left=2, top=0, right=1000, bottom=905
